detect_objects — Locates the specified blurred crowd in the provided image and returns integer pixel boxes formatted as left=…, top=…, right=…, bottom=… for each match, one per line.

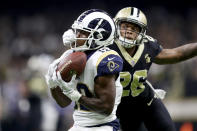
left=0, top=6, right=197, bottom=131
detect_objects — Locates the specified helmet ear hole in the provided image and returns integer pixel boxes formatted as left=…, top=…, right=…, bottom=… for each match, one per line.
left=93, top=32, right=102, bottom=39
left=100, top=31, right=109, bottom=41
left=93, top=29, right=109, bottom=41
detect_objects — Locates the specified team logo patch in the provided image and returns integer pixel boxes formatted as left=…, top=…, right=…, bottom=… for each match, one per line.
left=107, top=61, right=119, bottom=72
left=145, top=54, right=151, bottom=63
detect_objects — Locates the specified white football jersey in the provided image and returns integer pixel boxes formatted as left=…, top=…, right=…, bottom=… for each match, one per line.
left=72, top=47, right=123, bottom=127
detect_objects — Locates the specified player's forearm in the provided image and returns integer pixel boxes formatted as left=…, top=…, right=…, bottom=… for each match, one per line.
left=175, top=42, right=197, bottom=61
left=78, top=96, right=114, bottom=116
left=50, top=87, right=71, bottom=107
left=155, top=42, right=197, bottom=64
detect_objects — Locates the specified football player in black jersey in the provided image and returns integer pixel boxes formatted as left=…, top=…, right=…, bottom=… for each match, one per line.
left=108, top=7, right=197, bottom=131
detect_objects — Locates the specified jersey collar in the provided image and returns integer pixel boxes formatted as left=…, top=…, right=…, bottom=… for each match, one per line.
left=115, top=40, right=144, bottom=67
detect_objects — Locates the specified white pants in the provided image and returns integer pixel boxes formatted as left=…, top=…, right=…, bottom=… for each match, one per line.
left=68, top=125, right=114, bottom=131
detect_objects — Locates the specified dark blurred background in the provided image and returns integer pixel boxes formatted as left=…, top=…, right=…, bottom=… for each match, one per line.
left=0, top=0, right=197, bottom=131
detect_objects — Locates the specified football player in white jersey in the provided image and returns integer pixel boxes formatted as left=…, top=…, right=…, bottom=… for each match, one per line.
left=61, top=7, right=197, bottom=131
left=45, top=9, right=123, bottom=131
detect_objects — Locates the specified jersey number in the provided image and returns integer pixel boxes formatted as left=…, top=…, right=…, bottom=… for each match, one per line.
left=120, top=70, right=147, bottom=97
left=75, top=84, right=92, bottom=111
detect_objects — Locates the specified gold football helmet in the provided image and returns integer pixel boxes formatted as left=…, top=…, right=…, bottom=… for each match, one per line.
left=114, top=7, right=147, bottom=48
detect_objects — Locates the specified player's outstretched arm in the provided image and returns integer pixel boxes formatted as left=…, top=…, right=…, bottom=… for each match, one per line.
left=78, top=75, right=116, bottom=116
left=154, top=42, right=197, bottom=64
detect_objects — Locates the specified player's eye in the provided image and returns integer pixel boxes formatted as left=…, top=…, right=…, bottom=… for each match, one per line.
left=76, top=29, right=90, bottom=37
left=130, top=28, right=140, bottom=34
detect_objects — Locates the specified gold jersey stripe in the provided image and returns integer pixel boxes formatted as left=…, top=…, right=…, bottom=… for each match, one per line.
left=115, top=41, right=144, bottom=67
left=96, top=50, right=120, bottom=69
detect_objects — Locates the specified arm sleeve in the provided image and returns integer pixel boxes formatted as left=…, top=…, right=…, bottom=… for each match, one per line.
left=96, top=54, right=123, bottom=77
left=148, top=40, right=163, bottom=59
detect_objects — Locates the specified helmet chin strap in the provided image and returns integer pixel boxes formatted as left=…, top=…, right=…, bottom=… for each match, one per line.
left=136, top=33, right=143, bottom=44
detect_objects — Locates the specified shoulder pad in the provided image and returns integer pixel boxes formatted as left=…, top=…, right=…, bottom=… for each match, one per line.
left=96, top=50, right=123, bottom=77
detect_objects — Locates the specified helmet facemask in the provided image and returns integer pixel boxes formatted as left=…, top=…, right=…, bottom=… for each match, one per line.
left=114, top=7, right=148, bottom=48
left=116, top=20, right=146, bottom=48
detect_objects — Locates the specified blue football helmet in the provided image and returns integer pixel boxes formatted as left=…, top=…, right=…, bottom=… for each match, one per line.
left=71, top=9, right=116, bottom=51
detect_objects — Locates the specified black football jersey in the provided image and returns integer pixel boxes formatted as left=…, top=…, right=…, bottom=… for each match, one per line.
left=108, top=36, right=162, bottom=113
left=108, top=37, right=176, bottom=131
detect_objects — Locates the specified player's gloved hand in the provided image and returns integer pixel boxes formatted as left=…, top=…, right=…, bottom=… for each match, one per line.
left=146, top=80, right=166, bottom=100
left=45, top=58, right=60, bottom=89
left=45, top=49, right=74, bottom=89
left=62, top=29, right=75, bottom=46
left=56, top=71, right=82, bottom=102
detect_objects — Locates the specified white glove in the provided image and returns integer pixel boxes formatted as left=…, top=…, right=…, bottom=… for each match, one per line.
left=56, top=71, right=82, bottom=102
left=45, top=58, right=60, bottom=89
left=62, top=29, right=75, bottom=46
left=45, top=49, right=74, bottom=89
left=146, top=80, right=166, bottom=100
left=154, top=89, right=166, bottom=100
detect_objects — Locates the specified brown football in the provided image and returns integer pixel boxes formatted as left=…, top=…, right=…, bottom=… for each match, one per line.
left=56, top=51, right=87, bottom=82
